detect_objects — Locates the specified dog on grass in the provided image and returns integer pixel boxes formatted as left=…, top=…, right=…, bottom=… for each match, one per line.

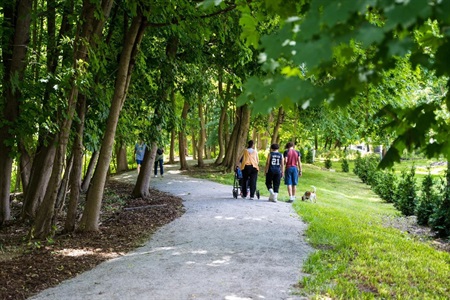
left=301, top=186, right=317, bottom=203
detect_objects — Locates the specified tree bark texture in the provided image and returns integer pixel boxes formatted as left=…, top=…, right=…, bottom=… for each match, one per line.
left=64, top=94, right=87, bottom=233
left=222, top=105, right=251, bottom=172
left=271, top=107, right=284, bottom=145
left=132, top=142, right=157, bottom=198
left=197, top=100, right=206, bottom=168
left=178, top=101, right=190, bottom=170
left=81, top=150, right=99, bottom=193
left=115, top=140, right=129, bottom=172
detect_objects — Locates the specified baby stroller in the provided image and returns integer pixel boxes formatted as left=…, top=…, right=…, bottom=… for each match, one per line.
left=232, top=167, right=260, bottom=199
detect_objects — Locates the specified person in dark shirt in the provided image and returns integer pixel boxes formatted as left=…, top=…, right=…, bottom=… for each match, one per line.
left=264, top=143, right=284, bottom=202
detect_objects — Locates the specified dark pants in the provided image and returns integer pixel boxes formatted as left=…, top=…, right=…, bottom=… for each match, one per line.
left=154, top=159, right=164, bottom=175
left=265, top=171, right=281, bottom=193
left=242, top=165, right=258, bottom=198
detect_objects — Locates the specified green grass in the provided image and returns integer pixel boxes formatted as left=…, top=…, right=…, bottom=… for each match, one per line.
left=191, top=163, right=450, bottom=299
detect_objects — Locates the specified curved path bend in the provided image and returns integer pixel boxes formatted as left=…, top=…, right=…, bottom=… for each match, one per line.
left=30, top=164, right=314, bottom=300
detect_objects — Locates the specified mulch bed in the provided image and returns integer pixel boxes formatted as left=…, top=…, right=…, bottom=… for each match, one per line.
left=0, top=180, right=184, bottom=300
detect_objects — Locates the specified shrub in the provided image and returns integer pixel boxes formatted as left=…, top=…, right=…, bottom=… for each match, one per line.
left=305, top=149, right=314, bottom=164
left=324, top=158, right=332, bottom=169
left=299, top=147, right=306, bottom=162
left=353, top=155, right=379, bottom=185
left=341, top=158, right=349, bottom=173
left=372, top=170, right=397, bottom=203
left=416, top=171, right=441, bottom=226
left=394, top=166, right=417, bottom=216
left=429, top=169, right=450, bottom=237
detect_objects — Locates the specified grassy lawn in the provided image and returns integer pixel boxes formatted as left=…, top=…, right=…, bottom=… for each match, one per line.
left=190, top=162, right=450, bottom=299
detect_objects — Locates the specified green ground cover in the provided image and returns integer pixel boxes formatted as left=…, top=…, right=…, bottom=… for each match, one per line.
left=193, top=163, right=450, bottom=299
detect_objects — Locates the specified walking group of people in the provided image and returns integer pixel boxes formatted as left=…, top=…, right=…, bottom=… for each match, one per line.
left=134, top=140, right=164, bottom=177
left=134, top=138, right=302, bottom=203
left=238, top=140, right=302, bottom=203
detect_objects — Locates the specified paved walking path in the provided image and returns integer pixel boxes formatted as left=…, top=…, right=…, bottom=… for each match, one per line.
left=30, top=163, right=314, bottom=300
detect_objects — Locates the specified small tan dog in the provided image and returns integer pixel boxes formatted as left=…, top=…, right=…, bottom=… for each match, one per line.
left=301, top=186, right=317, bottom=203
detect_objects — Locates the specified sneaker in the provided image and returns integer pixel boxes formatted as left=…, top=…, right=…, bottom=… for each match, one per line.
left=161, top=174, right=164, bottom=178
left=154, top=175, right=158, bottom=178
left=287, top=199, right=294, bottom=203
left=269, top=188, right=274, bottom=195
left=273, top=193, right=278, bottom=202
left=268, top=193, right=274, bottom=201
left=249, top=197, right=254, bottom=200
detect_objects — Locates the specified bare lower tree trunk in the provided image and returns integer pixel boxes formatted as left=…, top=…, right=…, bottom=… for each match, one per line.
left=64, top=94, right=86, bottom=233
left=55, top=155, right=74, bottom=214
left=222, top=105, right=251, bottom=172
left=18, top=142, right=32, bottom=194
left=271, top=107, right=284, bottom=144
left=132, top=142, right=157, bottom=198
left=80, top=13, right=147, bottom=232
left=115, top=140, right=129, bottom=172
left=81, top=150, right=99, bottom=193
left=22, top=143, right=55, bottom=220
left=197, top=101, right=205, bottom=168
left=179, top=101, right=190, bottom=170
left=169, top=129, right=176, bottom=163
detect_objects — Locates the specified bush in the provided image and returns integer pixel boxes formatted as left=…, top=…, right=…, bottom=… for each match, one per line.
left=394, top=166, right=417, bottom=216
left=353, top=155, right=379, bottom=185
left=324, top=158, right=332, bottom=169
left=305, top=149, right=314, bottom=164
left=299, top=147, right=306, bottom=162
left=416, top=171, right=441, bottom=226
left=341, top=158, right=349, bottom=173
left=372, top=170, right=397, bottom=203
left=429, top=169, right=450, bottom=237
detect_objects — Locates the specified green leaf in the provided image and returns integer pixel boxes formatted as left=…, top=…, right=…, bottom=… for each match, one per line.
left=384, top=0, right=431, bottom=30
left=355, top=23, right=385, bottom=47
left=434, top=41, right=450, bottom=77
left=387, top=37, right=414, bottom=57
left=292, top=35, right=333, bottom=69
left=322, top=0, right=358, bottom=28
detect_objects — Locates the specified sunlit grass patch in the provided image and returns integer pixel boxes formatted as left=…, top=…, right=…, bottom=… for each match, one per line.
left=294, top=165, right=450, bottom=299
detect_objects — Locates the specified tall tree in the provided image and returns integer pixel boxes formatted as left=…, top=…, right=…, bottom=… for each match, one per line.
left=80, top=10, right=148, bottom=231
left=0, top=0, right=33, bottom=223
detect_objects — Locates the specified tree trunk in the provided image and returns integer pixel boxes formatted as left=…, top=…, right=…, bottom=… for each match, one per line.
left=179, top=101, right=190, bottom=170
left=18, top=142, right=32, bottom=194
left=80, top=13, right=147, bottom=232
left=169, top=129, right=176, bottom=163
left=55, top=155, right=74, bottom=214
left=81, top=150, right=99, bottom=193
left=22, top=142, right=55, bottom=220
left=0, top=0, right=33, bottom=224
left=115, top=140, right=129, bottom=172
left=64, top=94, right=87, bottom=233
left=197, top=99, right=206, bottom=167
left=132, top=142, right=157, bottom=198
left=192, top=130, right=197, bottom=160
left=271, top=107, right=284, bottom=144
left=222, top=105, right=251, bottom=171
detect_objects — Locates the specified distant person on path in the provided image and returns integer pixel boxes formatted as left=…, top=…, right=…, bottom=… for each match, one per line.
left=238, top=140, right=259, bottom=200
left=154, top=147, right=164, bottom=178
left=264, top=143, right=284, bottom=202
left=134, top=139, right=147, bottom=174
left=284, top=142, right=302, bottom=203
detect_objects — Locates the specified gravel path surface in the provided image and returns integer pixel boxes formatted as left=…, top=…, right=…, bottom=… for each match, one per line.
left=30, top=164, right=314, bottom=300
